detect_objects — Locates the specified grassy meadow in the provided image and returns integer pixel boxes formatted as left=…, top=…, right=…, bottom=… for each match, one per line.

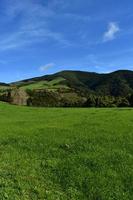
left=0, top=102, right=132, bottom=199
left=20, top=77, right=69, bottom=90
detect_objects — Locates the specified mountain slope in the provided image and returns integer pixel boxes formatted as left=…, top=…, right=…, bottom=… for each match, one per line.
left=12, top=70, right=133, bottom=97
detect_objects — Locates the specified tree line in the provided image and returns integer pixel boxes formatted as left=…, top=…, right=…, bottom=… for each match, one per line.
left=26, top=89, right=133, bottom=107
left=0, top=88, right=133, bottom=107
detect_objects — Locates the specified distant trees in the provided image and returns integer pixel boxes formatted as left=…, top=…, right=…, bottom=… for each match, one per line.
left=0, top=87, right=133, bottom=108
left=84, top=95, right=114, bottom=107
left=26, top=89, right=87, bottom=107
left=26, top=89, right=61, bottom=107
left=13, top=89, right=133, bottom=108
left=84, top=95, right=131, bottom=108
left=0, top=89, right=12, bottom=103
left=129, top=94, right=133, bottom=106
left=116, top=97, right=130, bottom=107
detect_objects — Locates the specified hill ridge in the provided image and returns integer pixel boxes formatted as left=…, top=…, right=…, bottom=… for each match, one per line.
left=0, top=69, right=133, bottom=107
left=11, top=69, right=133, bottom=85
left=10, top=69, right=133, bottom=97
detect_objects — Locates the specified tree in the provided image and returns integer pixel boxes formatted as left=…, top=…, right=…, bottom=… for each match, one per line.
left=116, top=97, right=130, bottom=107
left=129, top=94, right=133, bottom=107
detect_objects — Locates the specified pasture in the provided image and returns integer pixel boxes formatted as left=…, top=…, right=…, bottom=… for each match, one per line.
left=0, top=102, right=132, bottom=199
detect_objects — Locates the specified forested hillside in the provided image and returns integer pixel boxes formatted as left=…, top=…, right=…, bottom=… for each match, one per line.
left=0, top=70, right=133, bottom=107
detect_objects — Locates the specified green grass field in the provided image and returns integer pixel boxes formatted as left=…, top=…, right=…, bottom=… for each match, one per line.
left=0, top=102, right=132, bottom=199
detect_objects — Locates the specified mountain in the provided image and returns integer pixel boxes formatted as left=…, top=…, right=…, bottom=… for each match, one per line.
left=0, top=69, right=133, bottom=107
left=0, top=82, right=9, bottom=87
left=12, top=70, right=133, bottom=97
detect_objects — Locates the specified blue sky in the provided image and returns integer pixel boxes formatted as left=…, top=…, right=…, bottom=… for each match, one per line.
left=0, top=0, right=133, bottom=82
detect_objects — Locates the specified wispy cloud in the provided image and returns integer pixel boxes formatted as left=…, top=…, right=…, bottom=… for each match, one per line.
left=0, top=0, right=71, bottom=51
left=103, top=22, right=120, bottom=42
left=39, top=63, right=55, bottom=72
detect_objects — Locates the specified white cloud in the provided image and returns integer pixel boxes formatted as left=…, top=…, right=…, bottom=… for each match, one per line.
left=0, top=0, right=71, bottom=51
left=103, top=22, right=120, bottom=42
left=39, top=63, right=55, bottom=71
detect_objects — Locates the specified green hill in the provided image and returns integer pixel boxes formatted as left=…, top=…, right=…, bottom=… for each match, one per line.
left=12, top=70, right=133, bottom=97
left=0, top=70, right=133, bottom=107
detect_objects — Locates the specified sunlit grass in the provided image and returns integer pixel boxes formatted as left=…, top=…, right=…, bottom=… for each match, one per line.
left=20, top=77, right=69, bottom=90
left=0, top=102, right=132, bottom=199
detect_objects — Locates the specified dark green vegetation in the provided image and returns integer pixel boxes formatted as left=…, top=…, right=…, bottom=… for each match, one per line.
left=12, top=70, right=133, bottom=95
left=13, top=70, right=133, bottom=96
left=0, top=70, right=133, bottom=107
left=0, top=102, right=132, bottom=199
